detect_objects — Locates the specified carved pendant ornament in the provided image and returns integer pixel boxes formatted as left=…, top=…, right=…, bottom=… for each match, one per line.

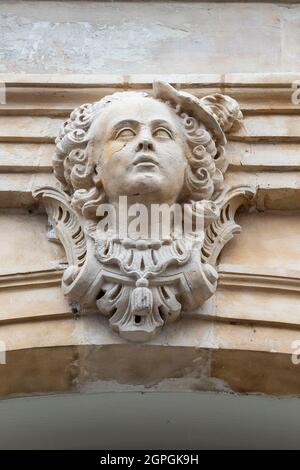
left=34, top=82, right=254, bottom=341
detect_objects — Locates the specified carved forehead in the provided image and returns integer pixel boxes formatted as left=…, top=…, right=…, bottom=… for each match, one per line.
left=91, top=94, right=180, bottom=137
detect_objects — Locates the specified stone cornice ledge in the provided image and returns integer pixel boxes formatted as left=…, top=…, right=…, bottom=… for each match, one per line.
left=2, top=265, right=299, bottom=294
left=0, top=72, right=299, bottom=88
left=0, top=269, right=63, bottom=290
left=1, top=266, right=300, bottom=330
left=218, top=264, right=300, bottom=293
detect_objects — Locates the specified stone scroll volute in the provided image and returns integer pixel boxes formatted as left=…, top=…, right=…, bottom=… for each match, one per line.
left=34, top=82, right=254, bottom=342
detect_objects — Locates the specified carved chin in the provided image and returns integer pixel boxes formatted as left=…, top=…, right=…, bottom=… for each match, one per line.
left=123, top=173, right=166, bottom=196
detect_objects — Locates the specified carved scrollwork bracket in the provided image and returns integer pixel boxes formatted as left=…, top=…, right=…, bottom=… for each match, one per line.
left=202, top=185, right=256, bottom=267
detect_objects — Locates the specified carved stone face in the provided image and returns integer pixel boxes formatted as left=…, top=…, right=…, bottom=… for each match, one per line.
left=37, top=83, right=244, bottom=342
left=90, top=95, right=188, bottom=204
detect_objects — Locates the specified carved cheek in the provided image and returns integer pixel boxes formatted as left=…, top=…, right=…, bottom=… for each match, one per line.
left=165, top=142, right=186, bottom=167
left=102, top=141, right=125, bottom=164
left=103, top=140, right=134, bottom=161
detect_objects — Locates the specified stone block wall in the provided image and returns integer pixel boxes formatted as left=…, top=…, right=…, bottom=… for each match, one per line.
left=0, top=2, right=300, bottom=397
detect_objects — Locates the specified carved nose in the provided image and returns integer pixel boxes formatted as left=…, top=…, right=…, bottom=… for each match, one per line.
left=136, top=138, right=154, bottom=152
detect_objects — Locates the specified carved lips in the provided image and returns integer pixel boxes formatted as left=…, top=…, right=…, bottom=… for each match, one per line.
left=133, top=153, right=159, bottom=168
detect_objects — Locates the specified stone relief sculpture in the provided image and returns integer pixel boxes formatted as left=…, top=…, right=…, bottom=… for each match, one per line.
left=34, top=82, right=254, bottom=341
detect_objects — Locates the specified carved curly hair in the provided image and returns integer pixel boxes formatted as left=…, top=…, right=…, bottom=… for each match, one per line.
left=53, top=87, right=242, bottom=221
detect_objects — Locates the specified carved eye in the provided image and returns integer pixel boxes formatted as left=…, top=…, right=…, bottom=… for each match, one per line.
left=152, top=127, right=172, bottom=139
left=115, top=128, right=136, bottom=140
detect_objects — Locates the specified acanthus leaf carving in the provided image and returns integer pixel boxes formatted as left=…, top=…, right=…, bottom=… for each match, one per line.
left=201, top=185, right=256, bottom=266
left=33, top=185, right=87, bottom=282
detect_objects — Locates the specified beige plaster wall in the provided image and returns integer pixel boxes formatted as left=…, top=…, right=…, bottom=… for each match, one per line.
left=220, top=211, right=300, bottom=277
left=0, top=1, right=300, bottom=74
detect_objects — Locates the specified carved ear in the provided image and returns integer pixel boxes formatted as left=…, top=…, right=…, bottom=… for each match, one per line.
left=201, top=186, right=255, bottom=266
left=33, top=186, right=87, bottom=278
